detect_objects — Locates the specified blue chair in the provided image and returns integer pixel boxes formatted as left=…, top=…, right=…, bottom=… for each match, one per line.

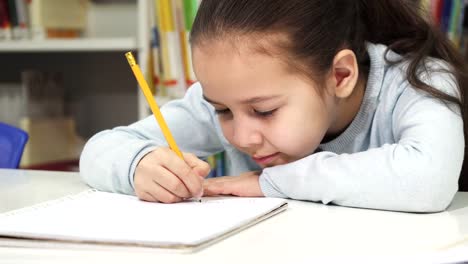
left=0, top=122, right=29, bottom=169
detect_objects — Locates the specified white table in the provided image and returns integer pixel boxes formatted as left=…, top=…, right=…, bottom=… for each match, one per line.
left=1, top=169, right=467, bottom=264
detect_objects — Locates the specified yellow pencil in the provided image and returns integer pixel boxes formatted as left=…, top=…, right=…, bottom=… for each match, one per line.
left=125, top=51, right=183, bottom=159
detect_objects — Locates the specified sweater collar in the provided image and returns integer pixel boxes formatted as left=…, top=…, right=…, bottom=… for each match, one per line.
left=318, top=43, right=388, bottom=153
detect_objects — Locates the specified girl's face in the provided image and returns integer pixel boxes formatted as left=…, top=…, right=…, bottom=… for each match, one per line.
left=193, top=41, right=350, bottom=168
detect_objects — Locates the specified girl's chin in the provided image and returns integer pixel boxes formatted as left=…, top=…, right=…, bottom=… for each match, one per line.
left=268, top=155, right=305, bottom=168
left=260, top=158, right=289, bottom=168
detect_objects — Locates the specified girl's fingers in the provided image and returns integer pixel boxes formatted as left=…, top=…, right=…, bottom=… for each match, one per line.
left=203, top=184, right=222, bottom=196
left=202, top=173, right=263, bottom=197
left=138, top=191, right=158, bottom=202
left=203, top=178, right=228, bottom=196
left=156, top=148, right=203, bottom=197
left=138, top=178, right=183, bottom=203
left=183, top=153, right=211, bottom=178
left=134, top=148, right=209, bottom=202
left=153, top=165, right=191, bottom=198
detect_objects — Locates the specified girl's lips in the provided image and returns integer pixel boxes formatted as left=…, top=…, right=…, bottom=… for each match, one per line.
left=252, top=153, right=279, bottom=165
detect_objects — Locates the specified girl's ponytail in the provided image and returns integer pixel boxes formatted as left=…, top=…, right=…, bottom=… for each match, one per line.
left=356, top=0, right=468, bottom=190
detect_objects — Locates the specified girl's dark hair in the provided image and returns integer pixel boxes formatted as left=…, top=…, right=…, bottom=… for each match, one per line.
left=190, top=0, right=468, bottom=191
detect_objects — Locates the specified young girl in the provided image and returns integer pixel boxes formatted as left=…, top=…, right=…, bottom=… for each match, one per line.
left=80, top=0, right=468, bottom=212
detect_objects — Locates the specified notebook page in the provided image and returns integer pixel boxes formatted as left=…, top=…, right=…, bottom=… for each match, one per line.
left=0, top=190, right=287, bottom=247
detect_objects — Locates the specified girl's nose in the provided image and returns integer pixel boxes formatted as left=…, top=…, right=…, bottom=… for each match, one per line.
left=232, top=118, right=263, bottom=149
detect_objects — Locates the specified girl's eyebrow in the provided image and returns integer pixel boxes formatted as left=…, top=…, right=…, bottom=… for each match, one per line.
left=203, top=95, right=222, bottom=105
left=203, top=95, right=282, bottom=105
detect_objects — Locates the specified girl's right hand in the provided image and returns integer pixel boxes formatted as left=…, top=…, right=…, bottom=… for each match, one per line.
left=134, top=147, right=211, bottom=203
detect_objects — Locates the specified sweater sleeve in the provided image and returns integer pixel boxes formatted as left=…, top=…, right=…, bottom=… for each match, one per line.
left=79, top=83, right=224, bottom=195
left=259, top=79, right=464, bottom=213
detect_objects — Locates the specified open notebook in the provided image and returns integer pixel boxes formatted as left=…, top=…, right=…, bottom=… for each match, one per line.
left=0, top=189, right=287, bottom=251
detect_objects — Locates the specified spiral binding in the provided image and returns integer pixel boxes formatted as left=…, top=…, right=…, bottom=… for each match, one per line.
left=0, top=189, right=97, bottom=217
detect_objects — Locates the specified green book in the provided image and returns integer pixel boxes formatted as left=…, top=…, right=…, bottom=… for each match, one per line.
left=182, top=0, right=198, bottom=31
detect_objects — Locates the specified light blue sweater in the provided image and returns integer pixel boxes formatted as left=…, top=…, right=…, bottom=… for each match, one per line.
left=80, top=43, right=464, bottom=212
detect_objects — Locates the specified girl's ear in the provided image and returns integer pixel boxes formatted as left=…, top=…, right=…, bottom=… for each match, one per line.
left=327, top=49, right=359, bottom=99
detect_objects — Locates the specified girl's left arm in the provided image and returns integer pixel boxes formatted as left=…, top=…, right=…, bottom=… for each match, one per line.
left=259, top=86, right=464, bottom=213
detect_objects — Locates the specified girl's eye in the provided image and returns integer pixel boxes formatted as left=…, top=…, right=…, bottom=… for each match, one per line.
left=254, top=109, right=277, bottom=117
left=215, top=108, right=277, bottom=117
left=215, top=108, right=231, bottom=115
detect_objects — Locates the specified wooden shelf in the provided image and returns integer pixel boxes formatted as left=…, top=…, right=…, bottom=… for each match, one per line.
left=0, top=37, right=137, bottom=52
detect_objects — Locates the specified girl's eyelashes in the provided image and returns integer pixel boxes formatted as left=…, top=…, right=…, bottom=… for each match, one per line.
left=215, top=108, right=231, bottom=115
left=254, top=109, right=277, bottom=117
left=214, top=108, right=278, bottom=117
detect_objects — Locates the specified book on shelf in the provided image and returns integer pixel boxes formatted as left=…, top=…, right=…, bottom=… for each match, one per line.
left=206, top=152, right=227, bottom=178
left=148, top=0, right=200, bottom=98
left=2, top=0, right=29, bottom=40
left=0, top=0, right=89, bottom=40
left=11, top=0, right=29, bottom=39
left=29, top=0, right=88, bottom=39
left=0, top=0, right=12, bottom=40
left=154, top=0, right=184, bottom=99
left=6, top=0, right=17, bottom=38
left=180, top=0, right=198, bottom=87
left=421, top=0, right=467, bottom=49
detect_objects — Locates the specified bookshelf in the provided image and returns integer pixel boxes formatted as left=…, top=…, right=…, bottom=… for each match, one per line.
left=0, top=0, right=151, bottom=135
left=0, top=0, right=153, bottom=168
left=0, top=38, right=137, bottom=52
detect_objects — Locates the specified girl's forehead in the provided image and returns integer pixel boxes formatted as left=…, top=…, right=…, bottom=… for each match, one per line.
left=194, top=41, right=293, bottom=78
left=193, top=32, right=290, bottom=58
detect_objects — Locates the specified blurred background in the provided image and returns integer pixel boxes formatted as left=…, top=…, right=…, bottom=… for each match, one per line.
left=0, top=0, right=466, bottom=173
